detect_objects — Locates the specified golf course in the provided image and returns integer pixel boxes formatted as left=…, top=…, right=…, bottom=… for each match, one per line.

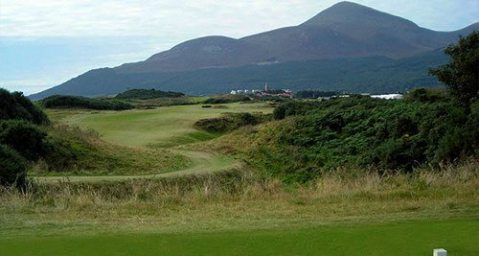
left=2, top=2, right=479, bottom=255
left=1, top=100, right=478, bottom=255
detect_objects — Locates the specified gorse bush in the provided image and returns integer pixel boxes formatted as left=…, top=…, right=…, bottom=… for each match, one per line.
left=204, top=95, right=251, bottom=104
left=115, top=89, right=185, bottom=100
left=404, top=88, right=448, bottom=103
left=41, top=95, right=134, bottom=110
left=0, top=89, right=63, bottom=188
left=273, top=101, right=321, bottom=120
left=194, top=112, right=271, bottom=133
left=295, top=90, right=340, bottom=99
left=235, top=95, right=479, bottom=182
left=0, top=120, right=47, bottom=161
left=0, top=144, right=27, bottom=188
left=0, top=88, right=49, bottom=125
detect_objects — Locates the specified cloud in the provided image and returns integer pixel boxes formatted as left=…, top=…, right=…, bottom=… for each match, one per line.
left=0, top=0, right=477, bottom=95
left=3, top=0, right=476, bottom=39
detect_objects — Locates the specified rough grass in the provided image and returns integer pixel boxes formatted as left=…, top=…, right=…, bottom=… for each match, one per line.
left=2, top=161, right=478, bottom=237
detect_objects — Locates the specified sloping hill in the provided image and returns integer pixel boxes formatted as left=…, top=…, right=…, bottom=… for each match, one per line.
left=30, top=1, right=478, bottom=99
left=30, top=49, right=448, bottom=98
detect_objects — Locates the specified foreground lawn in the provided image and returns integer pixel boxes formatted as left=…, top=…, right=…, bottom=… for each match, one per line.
left=1, top=219, right=477, bottom=256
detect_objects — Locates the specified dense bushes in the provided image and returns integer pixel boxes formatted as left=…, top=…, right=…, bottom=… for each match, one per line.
left=295, top=90, right=340, bottom=99
left=273, top=101, right=321, bottom=120
left=204, top=95, right=251, bottom=104
left=0, top=88, right=49, bottom=125
left=0, top=120, right=47, bottom=161
left=0, top=89, right=52, bottom=188
left=404, top=88, right=448, bottom=102
left=115, top=89, right=185, bottom=99
left=0, top=144, right=27, bottom=188
left=42, top=95, right=134, bottom=110
left=240, top=95, right=479, bottom=182
left=0, top=89, right=77, bottom=188
left=195, top=112, right=271, bottom=133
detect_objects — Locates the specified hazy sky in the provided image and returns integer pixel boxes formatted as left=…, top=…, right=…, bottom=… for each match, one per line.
left=1, top=0, right=478, bottom=94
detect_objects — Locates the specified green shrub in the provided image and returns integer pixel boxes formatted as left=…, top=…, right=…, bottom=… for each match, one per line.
left=405, top=88, right=448, bottom=102
left=195, top=112, right=270, bottom=133
left=0, top=120, right=47, bottom=161
left=240, top=96, right=479, bottom=182
left=295, top=90, right=340, bottom=99
left=0, top=144, right=27, bottom=188
left=115, top=89, right=185, bottom=100
left=42, top=136, right=77, bottom=171
left=41, top=95, right=134, bottom=110
left=204, top=95, right=251, bottom=104
left=0, top=88, right=49, bottom=125
left=273, top=101, right=320, bottom=120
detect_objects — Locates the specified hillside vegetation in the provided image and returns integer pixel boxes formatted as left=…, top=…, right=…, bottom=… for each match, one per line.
left=206, top=90, right=479, bottom=182
left=41, top=95, right=134, bottom=110
left=0, top=89, right=50, bottom=187
left=115, top=88, right=185, bottom=99
left=30, top=52, right=448, bottom=99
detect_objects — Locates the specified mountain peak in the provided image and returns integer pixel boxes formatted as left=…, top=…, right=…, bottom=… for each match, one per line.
left=301, top=1, right=418, bottom=29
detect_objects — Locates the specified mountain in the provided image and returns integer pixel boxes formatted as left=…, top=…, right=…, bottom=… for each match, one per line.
left=30, top=1, right=479, bottom=99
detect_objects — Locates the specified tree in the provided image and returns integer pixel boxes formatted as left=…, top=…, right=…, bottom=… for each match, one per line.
left=430, top=31, right=479, bottom=106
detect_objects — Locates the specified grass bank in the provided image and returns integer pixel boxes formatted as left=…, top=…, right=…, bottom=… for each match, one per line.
left=2, top=161, right=478, bottom=237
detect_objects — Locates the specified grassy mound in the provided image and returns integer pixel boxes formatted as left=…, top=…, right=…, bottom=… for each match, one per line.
left=32, top=124, right=190, bottom=176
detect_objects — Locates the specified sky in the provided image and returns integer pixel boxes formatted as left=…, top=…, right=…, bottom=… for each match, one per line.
left=1, top=0, right=478, bottom=95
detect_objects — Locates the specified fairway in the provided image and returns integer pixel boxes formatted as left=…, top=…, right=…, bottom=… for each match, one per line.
left=61, top=103, right=272, bottom=147
left=34, top=149, right=243, bottom=183
left=1, top=219, right=478, bottom=256
left=36, top=103, right=272, bottom=181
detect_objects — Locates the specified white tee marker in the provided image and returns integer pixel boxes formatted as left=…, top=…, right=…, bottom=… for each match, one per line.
left=433, top=248, right=447, bottom=256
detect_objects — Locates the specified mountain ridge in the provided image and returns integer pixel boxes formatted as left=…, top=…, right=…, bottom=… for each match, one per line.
left=30, top=1, right=478, bottom=99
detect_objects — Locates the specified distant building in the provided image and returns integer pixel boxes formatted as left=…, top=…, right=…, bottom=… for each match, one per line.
left=228, top=83, right=293, bottom=98
left=371, top=94, right=403, bottom=100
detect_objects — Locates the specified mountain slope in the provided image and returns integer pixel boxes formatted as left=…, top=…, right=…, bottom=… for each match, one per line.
left=30, top=1, right=478, bottom=99
left=30, top=49, right=448, bottom=98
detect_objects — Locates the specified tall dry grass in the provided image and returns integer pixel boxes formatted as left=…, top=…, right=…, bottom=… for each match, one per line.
left=1, top=161, right=478, bottom=236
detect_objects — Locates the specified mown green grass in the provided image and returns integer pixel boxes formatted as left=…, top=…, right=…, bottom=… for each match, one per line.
left=37, top=103, right=270, bottom=180
left=58, top=103, right=272, bottom=147
left=1, top=219, right=477, bottom=256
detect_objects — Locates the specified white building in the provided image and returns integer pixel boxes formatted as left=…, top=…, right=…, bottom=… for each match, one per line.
left=371, top=94, right=403, bottom=100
